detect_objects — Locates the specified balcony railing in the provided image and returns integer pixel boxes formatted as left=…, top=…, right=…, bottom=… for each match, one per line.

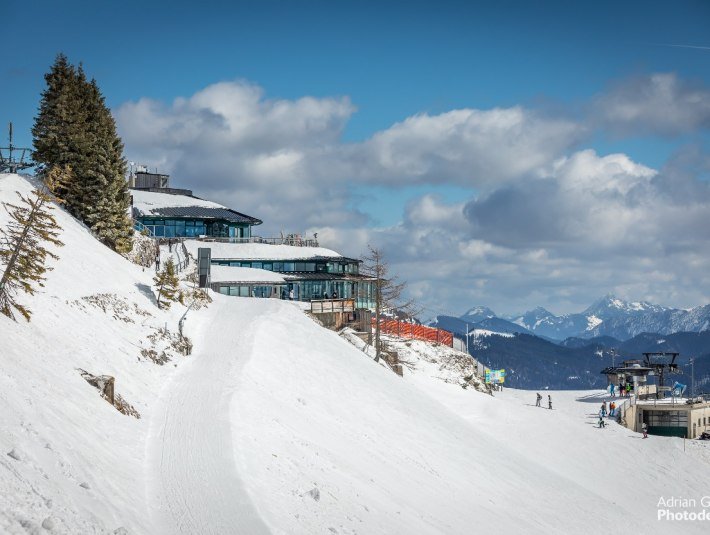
left=196, top=236, right=319, bottom=247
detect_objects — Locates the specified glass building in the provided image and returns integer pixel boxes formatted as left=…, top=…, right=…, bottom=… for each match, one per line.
left=210, top=257, right=376, bottom=309
left=131, top=189, right=262, bottom=238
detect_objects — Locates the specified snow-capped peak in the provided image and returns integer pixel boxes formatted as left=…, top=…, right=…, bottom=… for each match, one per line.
left=460, top=306, right=496, bottom=323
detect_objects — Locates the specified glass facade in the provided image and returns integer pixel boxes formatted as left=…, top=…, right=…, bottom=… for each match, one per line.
left=214, top=279, right=375, bottom=309
left=218, top=285, right=279, bottom=298
left=213, top=259, right=358, bottom=274
left=211, top=257, right=373, bottom=309
left=136, top=218, right=251, bottom=238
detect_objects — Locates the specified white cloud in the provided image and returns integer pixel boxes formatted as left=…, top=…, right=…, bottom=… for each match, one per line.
left=593, top=72, right=710, bottom=136
left=358, top=107, right=582, bottom=186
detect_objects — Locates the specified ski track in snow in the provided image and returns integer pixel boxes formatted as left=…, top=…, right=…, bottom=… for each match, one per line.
left=147, top=300, right=271, bottom=535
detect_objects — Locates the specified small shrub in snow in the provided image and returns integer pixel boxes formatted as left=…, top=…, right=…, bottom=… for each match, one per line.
left=71, top=293, right=151, bottom=323
left=123, top=231, right=158, bottom=268
left=153, top=258, right=179, bottom=309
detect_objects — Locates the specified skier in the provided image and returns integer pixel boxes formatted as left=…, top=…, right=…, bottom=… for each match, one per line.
left=289, top=288, right=294, bottom=301
left=535, top=393, right=542, bottom=407
left=548, top=395, right=552, bottom=410
left=610, top=383, right=616, bottom=397
left=609, top=402, right=615, bottom=417
left=642, top=422, right=648, bottom=439
left=598, top=412, right=606, bottom=428
left=601, top=402, right=607, bottom=417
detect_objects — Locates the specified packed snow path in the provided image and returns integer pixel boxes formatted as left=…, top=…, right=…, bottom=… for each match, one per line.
left=147, top=299, right=271, bottom=535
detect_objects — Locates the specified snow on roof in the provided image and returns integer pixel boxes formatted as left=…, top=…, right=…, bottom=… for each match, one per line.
left=131, top=189, right=227, bottom=213
left=131, top=189, right=262, bottom=224
left=183, top=240, right=343, bottom=261
left=210, top=265, right=286, bottom=284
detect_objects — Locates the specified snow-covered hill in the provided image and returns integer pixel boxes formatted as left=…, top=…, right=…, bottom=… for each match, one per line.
left=2, top=173, right=710, bottom=534
left=0, top=173, right=186, bottom=534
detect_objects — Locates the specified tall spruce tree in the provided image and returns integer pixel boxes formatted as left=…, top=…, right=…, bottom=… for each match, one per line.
left=32, top=54, right=133, bottom=253
left=0, top=167, right=68, bottom=321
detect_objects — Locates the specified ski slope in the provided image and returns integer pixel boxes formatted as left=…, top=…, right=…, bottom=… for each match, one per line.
left=147, top=298, right=271, bottom=535
left=2, top=172, right=710, bottom=534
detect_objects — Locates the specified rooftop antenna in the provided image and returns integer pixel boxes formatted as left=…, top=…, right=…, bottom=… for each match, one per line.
left=0, top=122, right=34, bottom=174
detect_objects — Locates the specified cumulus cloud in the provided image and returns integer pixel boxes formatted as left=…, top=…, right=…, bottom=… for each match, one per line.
left=116, top=80, right=583, bottom=233
left=356, top=107, right=582, bottom=186
left=464, top=150, right=659, bottom=251
left=316, top=148, right=710, bottom=316
left=593, top=72, right=710, bottom=136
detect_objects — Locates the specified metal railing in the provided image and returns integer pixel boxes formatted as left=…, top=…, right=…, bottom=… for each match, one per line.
left=311, top=299, right=355, bottom=313
left=196, top=236, right=319, bottom=247
left=133, top=220, right=154, bottom=237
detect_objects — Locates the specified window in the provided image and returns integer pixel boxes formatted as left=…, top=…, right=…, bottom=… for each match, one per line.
left=262, top=263, right=273, bottom=271
left=273, top=262, right=283, bottom=272
left=295, top=262, right=306, bottom=271
left=283, top=262, right=295, bottom=272
left=252, top=262, right=263, bottom=269
left=219, top=287, right=229, bottom=295
left=305, top=262, right=316, bottom=272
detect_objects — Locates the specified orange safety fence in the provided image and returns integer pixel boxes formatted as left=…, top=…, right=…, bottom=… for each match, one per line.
left=372, top=318, right=453, bottom=347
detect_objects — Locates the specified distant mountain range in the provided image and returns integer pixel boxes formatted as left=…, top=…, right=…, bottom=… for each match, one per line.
left=429, top=295, right=710, bottom=390
left=437, top=295, right=710, bottom=342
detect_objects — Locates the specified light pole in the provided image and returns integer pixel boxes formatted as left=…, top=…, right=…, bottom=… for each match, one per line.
left=691, top=357, right=695, bottom=399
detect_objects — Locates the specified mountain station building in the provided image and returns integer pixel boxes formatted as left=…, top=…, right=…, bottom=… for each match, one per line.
left=602, top=356, right=710, bottom=439
left=129, top=170, right=376, bottom=310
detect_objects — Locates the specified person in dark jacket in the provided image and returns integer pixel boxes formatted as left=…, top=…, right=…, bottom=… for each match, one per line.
left=548, top=395, right=552, bottom=410
left=535, top=393, right=542, bottom=407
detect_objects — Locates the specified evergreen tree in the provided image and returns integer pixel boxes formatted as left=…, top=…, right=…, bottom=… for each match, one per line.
left=0, top=167, right=68, bottom=321
left=32, top=54, right=81, bottom=178
left=153, top=257, right=179, bottom=310
left=32, top=54, right=133, bottom=253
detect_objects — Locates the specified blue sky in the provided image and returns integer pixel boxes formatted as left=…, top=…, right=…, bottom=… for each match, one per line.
left=3, top=0, right=710, bottom=315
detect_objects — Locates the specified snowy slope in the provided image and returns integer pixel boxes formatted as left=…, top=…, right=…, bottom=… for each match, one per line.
left=223, top=301, right=710, bottom=534
left=2, top=172, right=710, bottom=534
left=0, top=174, right=187, bottom=534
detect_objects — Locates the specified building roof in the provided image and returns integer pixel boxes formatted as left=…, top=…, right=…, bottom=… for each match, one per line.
left=184, top=240, right=343, bottom=261
left=210, top=266, right=286, bottom=284
left=130, top=189, right=262, bottom=225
